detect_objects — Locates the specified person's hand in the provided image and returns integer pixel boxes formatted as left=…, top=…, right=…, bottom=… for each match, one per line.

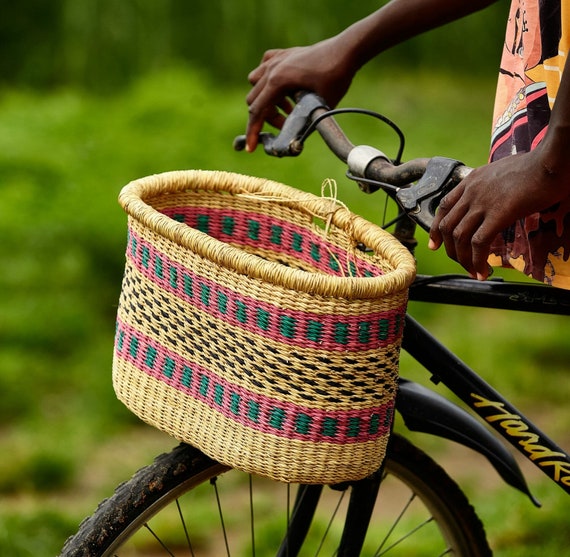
left=428, top=148, right=570, bottom=280
left=245, top=38, right=357, bottom=152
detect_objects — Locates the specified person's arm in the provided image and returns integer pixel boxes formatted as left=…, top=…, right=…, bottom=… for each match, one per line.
left=428, top=56, right=570, bottom=280
left=245, top=0, right=498, bottom=151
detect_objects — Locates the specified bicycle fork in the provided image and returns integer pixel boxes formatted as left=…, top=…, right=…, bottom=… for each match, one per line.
left=276, top=472, right=384, bottom=556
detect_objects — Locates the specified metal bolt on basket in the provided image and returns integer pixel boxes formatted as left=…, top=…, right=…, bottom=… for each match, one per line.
left=113, top=170, right=416, bottom=483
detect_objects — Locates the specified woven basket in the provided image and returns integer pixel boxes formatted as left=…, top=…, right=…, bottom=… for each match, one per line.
left=113, top=170, right=416, bottom=483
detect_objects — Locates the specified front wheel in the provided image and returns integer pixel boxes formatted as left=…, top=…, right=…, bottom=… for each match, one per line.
left=60, top=433, right=492, bottom=556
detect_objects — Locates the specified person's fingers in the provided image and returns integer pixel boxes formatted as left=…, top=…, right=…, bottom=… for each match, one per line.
left=260, top=48, right=281, bottom=63
left=245, top=93, right=288, bottom=152
left=428, top=226, right=442, bottom=251
left=469, top=222, right=498, bottom=280
left=446, top=210, right=485, bottom=277
left=277, top=97, right=294, bottom=115
left=246, top=70, right=267, bottom=107
left=246, top=65, right=298, bottom=152
left=265, top=109, right=287, bottom=129
left=248, top=49, right=281, bottom=82
left=428, top=183, right=464, bottom=250
left=437, top=203, right=470, bottom=264
left=245, top=71, right=281, bottom=151
left=245, top=119, right=263, bottom=152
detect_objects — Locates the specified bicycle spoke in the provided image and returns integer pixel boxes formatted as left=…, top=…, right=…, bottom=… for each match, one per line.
left=373, top=490, right=416, bottom=556
left=375, top=515, right=436, bottom=556
left=287, top=482, right=291, bottom=540
left=175, top=498, right=195, bottom=556
left=314, top=489, right=346, bottom=557
left=211, top=476, right=231, bottom=556
left=249, top=475, right=256, bottom=557
left=143, top=523, right=176, bottom=556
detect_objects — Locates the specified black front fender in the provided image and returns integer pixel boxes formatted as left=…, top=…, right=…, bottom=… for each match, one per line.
left=396, top=379, right=539, bottom=506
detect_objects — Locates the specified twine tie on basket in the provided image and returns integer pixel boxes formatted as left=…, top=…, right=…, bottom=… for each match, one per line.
left=237, top=178, right=361, bottom=278
left=320, top=178, right=361, bottom=278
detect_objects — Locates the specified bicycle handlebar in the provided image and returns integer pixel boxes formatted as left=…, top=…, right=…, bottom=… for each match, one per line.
left=234, top=92, right=473, bottom=232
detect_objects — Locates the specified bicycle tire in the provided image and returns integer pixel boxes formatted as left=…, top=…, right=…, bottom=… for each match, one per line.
left=59, top=433, right=492, bottom=556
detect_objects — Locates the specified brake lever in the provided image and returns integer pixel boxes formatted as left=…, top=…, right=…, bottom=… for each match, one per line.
left=396, top=157, right=465, bottom=232
left=234, top=93, right=328, bottom=157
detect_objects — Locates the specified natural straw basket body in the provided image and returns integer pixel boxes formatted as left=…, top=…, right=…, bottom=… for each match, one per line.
left=113, top=170, right=416, bottom=483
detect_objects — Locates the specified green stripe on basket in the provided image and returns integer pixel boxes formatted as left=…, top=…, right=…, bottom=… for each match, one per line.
left=197, top=215, right=210, bottom=233
left=116, top=330, right=125, bottom=351
left=295, top=413, right=312, bottom=434
left=270, top=225, right=283, bottom=245
left=248, top=400, right=260, bottom=423
left=310, top=242, right=321, bottom=262
left=235, top=301, right=247, bottom=323
left=199, top=375, right=210, bottom=396
left=154, top=255, right=163, bottom=279
left=378, top=319, right=390, bottom=340
left=183, top=275, right=193, bottom=297
left=230, top=393, right=241, bottom=415
left=145, top=346, right=158, bottom=368
left=200, top=284, right=211, bottom=306
left=322, top=417, right=338, bottom=437
left=169, top=266, right=178, bottom=289
left=329, top=253, right=340, bottom=272
left=128, top=230, right=406, bottom=351
left=358, top=322, right=371, bottom=344
left=334, top=323, right=349, bottom=345
left=279, top=315, right=296, bottom=339
left=291, top=232, right=303, bottom=252
left=141, top=246, right=150, bottom=268
left=269, top=407, right=286, bottom=430
left=129, top=336, right=139, bottom=358
left=306, top=320, right=323, bottom=342
left=348, top=417, right=361, bottom=437
left=181, top=366, right=193, bottom=387
left=256, top=308, right=271, bottom=330
left=214, top=383, right=224, bottom=405
left=369, top=414, right=380, bottom=435
left=248, top=219, right=260, bottom=240
left=222, top=216, right=235, bottom=235
left=217, top=292, right=228, bottom=314
left=163, top=357, right=175, bottom=378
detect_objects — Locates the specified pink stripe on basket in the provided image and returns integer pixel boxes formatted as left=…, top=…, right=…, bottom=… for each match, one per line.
left=160, top=205, right=383, bottom=278
left=127, top=228, right=407, bottom=351
left=115, top=319, right=394, bottom=445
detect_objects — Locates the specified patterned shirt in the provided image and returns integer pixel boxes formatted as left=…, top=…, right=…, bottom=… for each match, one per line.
left=488, top=0, right=570, bottom=288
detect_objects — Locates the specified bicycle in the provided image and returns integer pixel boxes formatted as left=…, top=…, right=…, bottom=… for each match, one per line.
left=59, top=92, right=570, bottom=556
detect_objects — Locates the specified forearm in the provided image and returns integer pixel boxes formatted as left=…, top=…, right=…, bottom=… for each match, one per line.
left=537, top=56, right=570, bottom=183
left=336, top=0, right=499, bottom=71
left=245, top=0, right=499, bottom=150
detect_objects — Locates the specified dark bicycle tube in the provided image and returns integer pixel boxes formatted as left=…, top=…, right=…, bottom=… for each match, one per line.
left=410, top=273, right=570, bottom=315
left=403, top=314, right=570, bottom=498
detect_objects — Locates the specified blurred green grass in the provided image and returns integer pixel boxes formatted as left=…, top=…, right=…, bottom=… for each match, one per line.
left=0, top=66, right=568, bottom=555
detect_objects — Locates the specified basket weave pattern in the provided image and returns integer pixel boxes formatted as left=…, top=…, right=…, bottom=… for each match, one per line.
left=114, top=170, right=416, bottom=483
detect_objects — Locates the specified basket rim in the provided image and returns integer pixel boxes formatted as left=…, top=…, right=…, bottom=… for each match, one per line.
left=119, top=170, right=416, bottom=300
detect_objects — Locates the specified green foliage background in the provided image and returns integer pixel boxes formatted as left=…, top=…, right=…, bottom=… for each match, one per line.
left=3, top=0, right=509, bottom=91
left=1, top=2, right=569, bottom=555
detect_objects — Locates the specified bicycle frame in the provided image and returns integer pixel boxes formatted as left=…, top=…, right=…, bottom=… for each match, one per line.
left=401, top=274, right=570, bottom=498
